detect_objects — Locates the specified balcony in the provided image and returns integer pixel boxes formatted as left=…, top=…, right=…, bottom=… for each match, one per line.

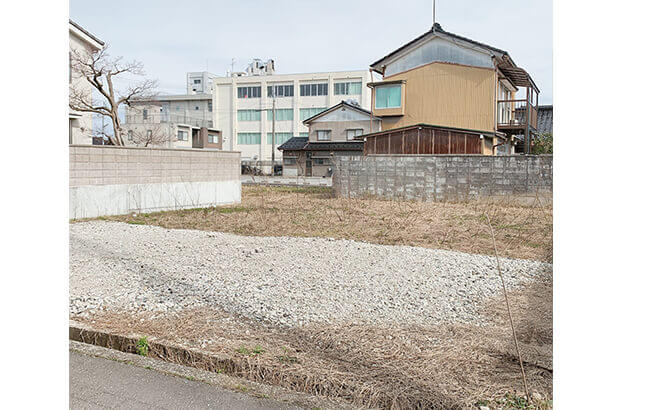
left=125, top=113, right=213, bottom=129
left=497, top=98, right=538, bottom=132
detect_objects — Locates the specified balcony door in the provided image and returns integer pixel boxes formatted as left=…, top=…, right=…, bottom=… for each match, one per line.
left=499, top=84, right=512, bottom=125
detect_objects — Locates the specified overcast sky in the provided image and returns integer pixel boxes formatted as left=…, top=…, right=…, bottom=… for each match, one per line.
left=70, top=0, right=552, bottom=104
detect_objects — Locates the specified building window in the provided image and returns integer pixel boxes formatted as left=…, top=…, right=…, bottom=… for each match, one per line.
left=334, top=81, right=362, bottom=95
left=208, top=101, right=212, bottom=112
left=237, top=86, right=261, bottom=99
left=142, top=109, right=148, bottom=120
left=237, top=109, right=262, bottom=121
left=208, top=134, right=219, bottom=143
left=195, top=106, right=199, bottom=110
left=283, top=157, right=297, bottom=165
left=127, top=130, right=133, bottom=141
left=177, top=130, right=188, bottom=141
left=298, top=132, right=308, bottom=138
left=346, top=129, right=363, bottom=140
left=194, top=79, right=201, bottom=84
left=375, top=84, right=402, bottom=109
left=299, top=107, right=327, bottom=121
left=237, top=133, right=261, bottom=144
left=267, top=132, right=293, bottom=145
left=267, top=84, right=294, bottom=97
left=267, top=109, right=293, bottom=121
left=313, top=158, right=328, bottom=165
left=317, top=130, right=330, bottom=141
left=300, top=83, right=328, bottom=96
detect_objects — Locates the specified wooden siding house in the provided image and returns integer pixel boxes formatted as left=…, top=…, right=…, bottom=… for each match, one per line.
left=365, top=23, right=540, bottom=154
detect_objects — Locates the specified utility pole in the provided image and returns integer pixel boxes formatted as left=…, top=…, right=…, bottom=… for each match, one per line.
left=432, top=0, right=436, bottom=25
left=271, top=93, right=276, bottom=176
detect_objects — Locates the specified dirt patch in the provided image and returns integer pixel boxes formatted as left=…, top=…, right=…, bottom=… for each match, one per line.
left=72, top=278, right=552, bottom=409
left=99, top=185, right=553, bottom=262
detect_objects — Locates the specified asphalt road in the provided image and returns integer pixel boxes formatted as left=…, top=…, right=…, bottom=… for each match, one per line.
left=69, top=351, right=299, bottom=409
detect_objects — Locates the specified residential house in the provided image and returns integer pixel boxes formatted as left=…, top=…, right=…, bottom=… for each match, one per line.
left=365, top=23, right=540, bottom=155
left=124, top=93, right=221, bottom=149
left=212, top=61, right=372, bottom=170
left=69, top=20, right=104, bottom=145
left=279, top=100, right=380, bottom=177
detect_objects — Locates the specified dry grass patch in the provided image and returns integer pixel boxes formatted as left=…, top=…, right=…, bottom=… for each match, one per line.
left=103, top=185, right=552, bottom=262
left=73, top=278, right=552, bottom=409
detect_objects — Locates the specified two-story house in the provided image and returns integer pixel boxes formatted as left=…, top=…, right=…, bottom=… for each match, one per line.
left=279, top=100, right=381, bottom=176
left=364, top=23, right=540, bottom=155
left=69, top=20, right=104, bottom=145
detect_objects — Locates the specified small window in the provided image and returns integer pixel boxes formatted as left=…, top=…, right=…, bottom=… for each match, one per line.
left=313, top=158, right=327, bottom=165
left=195, top=106, right=199, bottom=110
left=283, top=158, right=297, bottom=165
left=208, top=134, right=214, bottom=143
left=346, top=129, right=363, bottom=140
left=213, top=135, right=218, bottom=143
left=142, top=109, right=148, bottom=120
left=208, top=101, right=212, bottom=112
left=317, top=130, right=330, bottom=141
left=177, top=130, right=188, bottom=141
left=375, top=84, right=402, bottom=109
left=127, top=130, right=133, bottom=141
left=194, top=79, right=201, bottom=84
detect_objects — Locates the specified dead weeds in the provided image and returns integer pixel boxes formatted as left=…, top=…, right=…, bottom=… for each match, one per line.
left=102, top=185, right=553, bottom=262
left=74, top=278, right=552, bottom=409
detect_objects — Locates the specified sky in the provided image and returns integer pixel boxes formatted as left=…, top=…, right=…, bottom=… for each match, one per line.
left=70, top=0, right=552, bottom=104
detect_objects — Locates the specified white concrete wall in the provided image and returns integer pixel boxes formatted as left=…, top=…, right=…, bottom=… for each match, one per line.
left=69, top=145, right=241, bottom=219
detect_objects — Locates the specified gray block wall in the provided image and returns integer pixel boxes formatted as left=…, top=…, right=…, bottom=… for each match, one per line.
left=333, top=155, right=552, bottom=202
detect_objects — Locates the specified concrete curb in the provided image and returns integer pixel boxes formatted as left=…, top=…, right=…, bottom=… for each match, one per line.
left=69, top=322, right=358, bottom=410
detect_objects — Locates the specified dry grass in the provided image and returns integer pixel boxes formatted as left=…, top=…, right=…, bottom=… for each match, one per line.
left=74, top=277, right=552, bottom=409
left=103, top=185, right=553, bottom=262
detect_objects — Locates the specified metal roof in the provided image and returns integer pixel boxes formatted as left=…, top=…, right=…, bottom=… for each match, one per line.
left=302, top=100, right=377, bottom=125
left=303, top=141, right=364, bottom=151
left=499, top=66, right=539, bottom=92
left=69, top=19, right=104, bottom=47
left=278, top=137, right=308, bottom=151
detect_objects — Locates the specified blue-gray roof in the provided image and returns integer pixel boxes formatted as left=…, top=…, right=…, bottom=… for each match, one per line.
left=278, top=137, right=308, bottom=151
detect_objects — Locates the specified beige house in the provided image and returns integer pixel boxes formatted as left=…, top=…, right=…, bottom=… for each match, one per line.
left=279, top=101, right=380, bottom=177
left=69, top=20, right=104, bottom=145
left=367, top=23, right=540, bottom=154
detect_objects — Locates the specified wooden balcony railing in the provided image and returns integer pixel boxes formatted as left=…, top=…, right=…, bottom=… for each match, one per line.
left=497, top=99, right=538, bottom=131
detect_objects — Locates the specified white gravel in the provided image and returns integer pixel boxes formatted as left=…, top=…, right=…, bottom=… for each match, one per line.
left=70, top=221, right=551, bottom=327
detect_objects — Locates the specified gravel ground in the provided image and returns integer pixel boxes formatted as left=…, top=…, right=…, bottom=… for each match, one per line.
left=70, top=221, right=551, bottom=327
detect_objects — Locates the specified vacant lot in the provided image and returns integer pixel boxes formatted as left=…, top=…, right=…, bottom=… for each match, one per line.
left=104, top=185, right=553, bottom=262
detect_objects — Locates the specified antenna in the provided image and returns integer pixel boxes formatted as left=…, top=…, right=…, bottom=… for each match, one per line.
left=432, top=0, right=436, bottom=25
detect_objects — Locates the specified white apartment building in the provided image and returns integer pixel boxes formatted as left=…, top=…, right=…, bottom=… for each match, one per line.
left=212, top=69, right=372, bottom=162
left=124, top=94, right=216, bottom=148
left=187, top=72, right=218, bottom=94
left=69, top=20, right=104, bottom=145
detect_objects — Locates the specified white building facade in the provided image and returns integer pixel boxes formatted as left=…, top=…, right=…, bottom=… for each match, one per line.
left=69, top=20, right=104, bottom=145
left=186, top=72, right=218, bottom=94
left=212, top=70, right=372, bottom=162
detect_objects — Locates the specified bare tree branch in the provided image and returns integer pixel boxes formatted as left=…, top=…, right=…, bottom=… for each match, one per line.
left=69, top=44, right=159, bottom=146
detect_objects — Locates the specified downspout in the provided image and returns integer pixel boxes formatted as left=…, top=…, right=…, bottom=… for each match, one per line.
left=369, top=68, right=374, bottom=134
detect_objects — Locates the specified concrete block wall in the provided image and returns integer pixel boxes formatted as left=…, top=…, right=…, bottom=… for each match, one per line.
left=333, top=155, right=552, bottom=202
left=70, top=145, right=241, bottom=218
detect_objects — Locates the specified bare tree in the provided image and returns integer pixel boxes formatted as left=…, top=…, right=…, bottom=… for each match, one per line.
left=125, top=123, right=175, bottom=147
left=69, top=45, right=158, bottom=146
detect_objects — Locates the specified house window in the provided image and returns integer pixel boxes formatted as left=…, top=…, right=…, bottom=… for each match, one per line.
left=194, top=79, right=201, bottom=84
left=177, top=130, right=188, bottom=141
left=346, top=129, right=363, bottom=140
left=237, top=133, right=261, bottom=144
left=317, top=130, right=330, bottom=141
left=283, top=157, right=297, bottom=165
left=142, top=109, right=148, bottom=120
left=300, top=83, right=328, bottom=96
left=208, top=101, right=212, bottom=112
left=313, top=158, right=328, bottom=165
left=267, top=132, right=293, bottom=144
left=237, top=109, right=262, bottom=121
left=334, top=81, right=362, bottom=95
left=267, top=109, right=293, bottom=121
left=127, top=130, right=133, bottom=141
left=299, top=107, right=326, bottom=121
left=267, top=84, right=294, bottom=97
left=237, top=86, right=261, bottom=99
left=375, top=84, right=402, bottom=109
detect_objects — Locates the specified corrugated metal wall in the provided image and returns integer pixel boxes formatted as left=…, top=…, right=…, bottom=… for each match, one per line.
left=364, top=127, right=483, bottom=155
